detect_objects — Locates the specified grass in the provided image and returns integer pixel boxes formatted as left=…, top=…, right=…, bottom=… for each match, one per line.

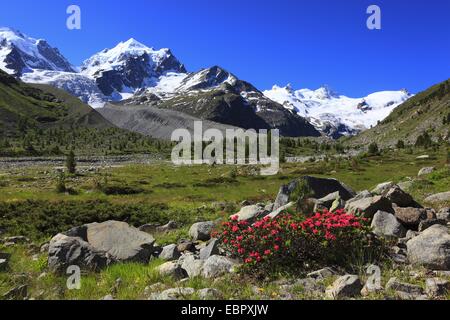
left=1, top=146, right=450, bottom=300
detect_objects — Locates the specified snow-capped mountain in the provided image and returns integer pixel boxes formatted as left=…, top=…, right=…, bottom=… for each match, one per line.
left=0, top=27, right=413, bottom=138
left=263, top=85, right=412, bottom=137
left=118, top=66, right=321, bottom=137
left=0, top=28, right=187, bottom=107
left=80, top=38, right=186, bottom=99
left=0, top=27, right=75, bottom=75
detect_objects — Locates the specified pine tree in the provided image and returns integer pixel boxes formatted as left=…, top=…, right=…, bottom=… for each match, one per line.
left=66, top=150, right=77, bottom=174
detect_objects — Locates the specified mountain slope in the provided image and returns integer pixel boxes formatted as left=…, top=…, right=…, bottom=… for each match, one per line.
left=119, top=66, right=321, bottom=137
left=263, top=85, right=412, bottom=138
left=345, top=79, right=450, bottom=148
left=0, top=69, right=112, bottom=136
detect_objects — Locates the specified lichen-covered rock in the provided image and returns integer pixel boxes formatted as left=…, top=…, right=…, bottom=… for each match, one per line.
left=201, top=255, right=239, bottom=279
left=189, top=221, right=215, bottom=241
left=407, top=225, right=450, bottom=270
left=345, top=196, right=393, bottom=218
left=371, top=211, right=406, bottom=238
left=325, top=275, right=363, bottom=300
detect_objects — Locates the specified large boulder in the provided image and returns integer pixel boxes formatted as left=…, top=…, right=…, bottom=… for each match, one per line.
left=273, top=176, right=356, bottom=210
left=371, top=211, right=407, bottom=238
left=189, top=222, right=215, bottom=241
left=386, top=277, right=425, bottom=299
left=48, top=221, right=156, bottom=272
left=385, top=186, right=414, bottom=207
left=407, top=225, right=450, bottom=270
left=325, top=275, right=363, bottom=300
left=424, top=192, right=450, bottom=204
left=394, top=206, right=432, bottom=229
left=48, top=234, right=113, bottom=272
left=201, top=255, right=239, bottom=279
left=345, top=196, right=393, bottom=218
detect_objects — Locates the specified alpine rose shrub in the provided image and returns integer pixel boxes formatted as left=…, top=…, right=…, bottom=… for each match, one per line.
left=215, top=209, right=375, bottom=274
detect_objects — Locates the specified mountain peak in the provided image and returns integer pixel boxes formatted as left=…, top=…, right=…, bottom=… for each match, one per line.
left=315, top=85, right=338, bottom=99
left=0, top=27, right=75, bottom=75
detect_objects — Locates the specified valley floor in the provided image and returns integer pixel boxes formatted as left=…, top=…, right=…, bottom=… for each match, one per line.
left=1, top=147, right=450, bottom=300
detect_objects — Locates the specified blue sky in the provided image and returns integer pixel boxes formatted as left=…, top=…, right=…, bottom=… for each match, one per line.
left=0, top=0, right=449, bottom=96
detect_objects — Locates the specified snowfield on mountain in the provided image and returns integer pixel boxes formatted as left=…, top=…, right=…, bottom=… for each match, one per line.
left=263, top=85, right=412, bottom=137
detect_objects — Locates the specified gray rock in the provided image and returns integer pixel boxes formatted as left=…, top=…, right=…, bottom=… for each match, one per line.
left=394, top=206, right=429, bottom=229
left=418, top=219, right=447, bottom=232
left=231, top=205, right=266, bottom=223
left=70, top=221, right=156, bottom=262
left=48, top=221, right=156, bottom=272
left=197, top=288, right=224, bottom=300
left=418, top=167, right=435, bottom=177
left=307, top=267, right=338, bottom=280
left=151, top=287, right=195, bottom=300
left=48, top=233, right=113, bottom=272
left=425, top=278, right=450, bottom=296
left=199, top=239, right=220, bottom=260
left=386, top=277, right=424, bottom=296
left=157, top=261, right=188, bottom=280
left=371, top=211, right=406, bottom=238
left=189, top=221, right=215, bottom=241
left=371, top=182, right=395, bottom=195
left=202, top=255, right=239, bottom=279
left=159, top=244, right=181, bottom=261
left=345, top=196, right=393, bottom=218
left=101, top=295, right=115, bottom=300
left=273, top=176, right=356, bottom=210
left=325, top=275, right=363, bottom=300
left=180, top=254, right=205, bottom=278
left=385, top=186, right=414, bottom=207
left=424, top=192, right=450, bottom=204
left=437, top=208, right=450, bottom=221
left=407, top=225, right=450, bottom=270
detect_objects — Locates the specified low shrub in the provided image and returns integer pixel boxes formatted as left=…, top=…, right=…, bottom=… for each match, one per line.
left=215, top=210, right=381, bottom=276
left=193, top=177, right=239, bottom=187
left=100, top=184, right=146, bottom=195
